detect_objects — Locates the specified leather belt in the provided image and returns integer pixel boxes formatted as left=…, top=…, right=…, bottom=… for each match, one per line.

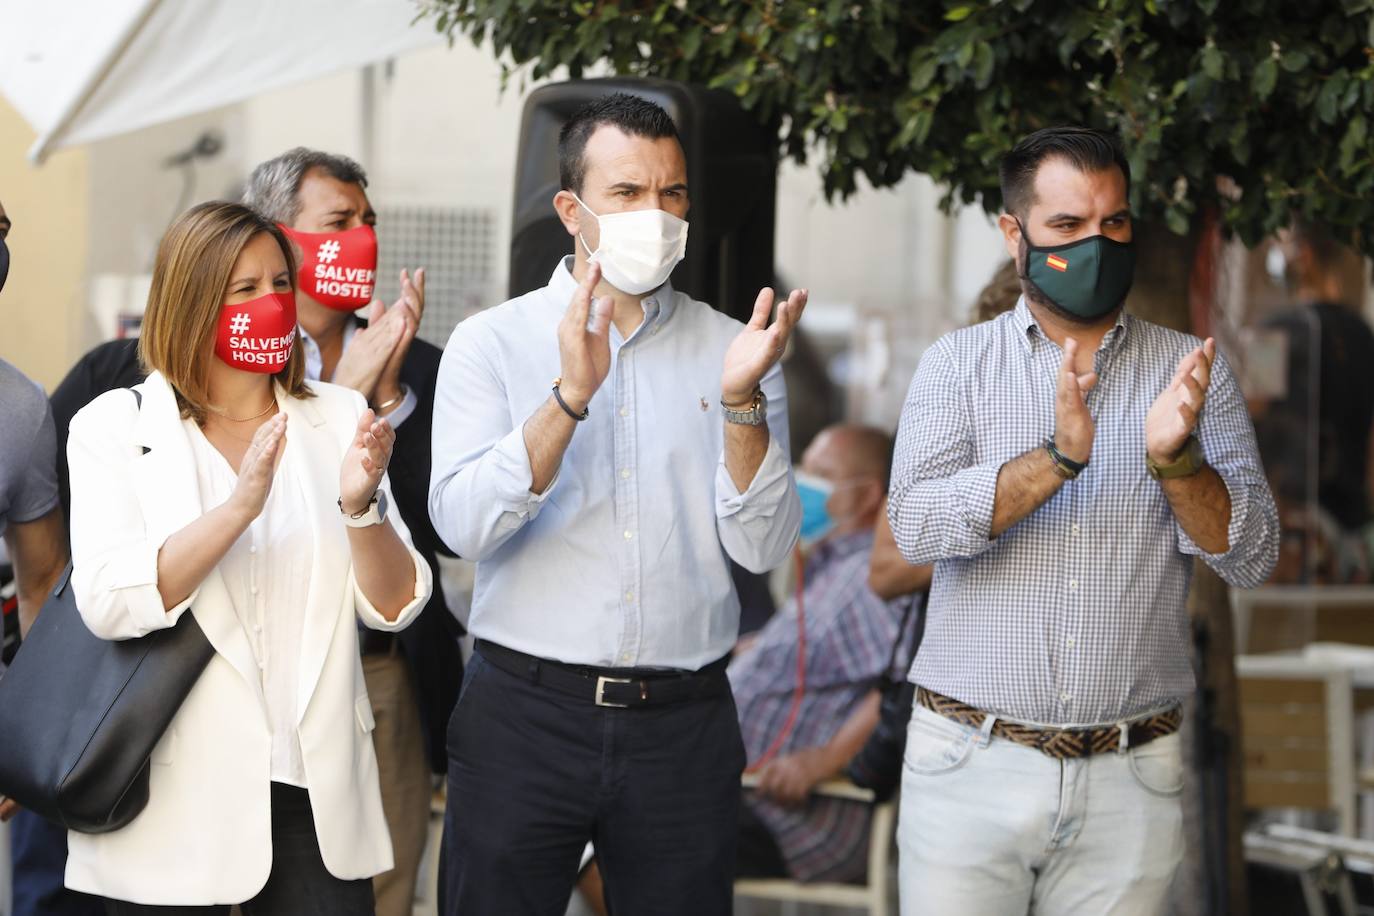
left=916, top=686, right=1182, bottom=760
left=475, top=640, right=729, bottom=709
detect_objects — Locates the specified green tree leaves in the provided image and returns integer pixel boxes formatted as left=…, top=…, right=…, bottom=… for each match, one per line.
left=418, top=0, right=1374, bottom=252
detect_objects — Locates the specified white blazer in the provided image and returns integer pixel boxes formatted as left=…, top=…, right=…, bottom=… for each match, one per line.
left=63, top=372, right=432, bottom=906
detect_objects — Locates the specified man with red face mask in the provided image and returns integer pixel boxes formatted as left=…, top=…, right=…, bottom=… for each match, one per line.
left=243, top=149, right=462, bottom=916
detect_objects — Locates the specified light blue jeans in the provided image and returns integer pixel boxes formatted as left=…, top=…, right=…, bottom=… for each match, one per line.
left=897, top=703, right=1185, bottom=916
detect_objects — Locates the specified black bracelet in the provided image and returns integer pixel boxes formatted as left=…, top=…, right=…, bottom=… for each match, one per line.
left=552, top=383, right=589, bottom=422
left=1045, top=439, right=1087, bottom=476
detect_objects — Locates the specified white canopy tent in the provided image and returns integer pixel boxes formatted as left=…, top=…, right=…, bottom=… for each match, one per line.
left=0, top=0, right=443, bottom=164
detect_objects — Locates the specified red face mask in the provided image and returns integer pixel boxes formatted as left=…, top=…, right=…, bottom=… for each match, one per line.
left=214, top=292, right=298, bottom=373
left=279, top=223, right=378, bottom=312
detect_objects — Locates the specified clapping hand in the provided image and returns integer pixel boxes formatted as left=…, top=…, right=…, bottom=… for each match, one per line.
left=1146, top=338, right=1214, bottom=463
left=331, top=301, right=405, bottom=401
left=374, top=268, right=426, bottom=410
left=227, top=413, right=287, bottom=522
left=1053, top=337, right=1098, bottom=465
left=556, top=262, right=613, bottom=413
left=721, top=287, right=808, bottom=405
left=340, top=409, right=393, bottom=516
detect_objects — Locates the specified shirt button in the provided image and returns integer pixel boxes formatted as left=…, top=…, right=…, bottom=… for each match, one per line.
left=1071, top=524, right=1080, bottom=536
left=619, top=407, right=629, bottom=418
left=620, top=468, right=631, bottom=479
left=1060, top=692, right=1071, bottom=703
left=621, top=653, right=632, bottom=663
left=625, top=591, right=634, bottom=603
left=1068, top=579, right=1078, bottom=590
left=1066, top=637, right=1076, bottom=648
left=623, top=530, right=633, bottom=540
left=251, top=585, right=258, bottom=595
left=250, top=545, right=257, bottom=554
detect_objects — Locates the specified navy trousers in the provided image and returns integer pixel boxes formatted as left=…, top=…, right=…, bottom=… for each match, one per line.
left=440, top=649, right=746, bottom=915
left=10, top=809, right=103, bottom=916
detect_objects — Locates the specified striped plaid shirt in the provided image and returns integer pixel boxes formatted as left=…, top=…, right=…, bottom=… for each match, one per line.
left=729, top=530, right=914, bottom=882
left=889, top=298, right=1279, bottom=727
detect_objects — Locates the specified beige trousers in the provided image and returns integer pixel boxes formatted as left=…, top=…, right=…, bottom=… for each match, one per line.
left=363, top=651, right=433, bottom=916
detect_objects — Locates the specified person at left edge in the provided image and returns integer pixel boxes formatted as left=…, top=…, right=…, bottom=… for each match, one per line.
left=430, top=92, right=804, bottom=915
left=0, top=197, right=99, bottom=916
left=63, top=201, right=431, bottom=912
left=242, top=148, right=462, bottom=916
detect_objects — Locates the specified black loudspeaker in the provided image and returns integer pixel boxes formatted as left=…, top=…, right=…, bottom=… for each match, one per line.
left=509, top=77, right=777, bottom=323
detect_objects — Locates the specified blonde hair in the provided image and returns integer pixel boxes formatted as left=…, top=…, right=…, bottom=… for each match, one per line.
left=139, top=201, right=311, bottom=423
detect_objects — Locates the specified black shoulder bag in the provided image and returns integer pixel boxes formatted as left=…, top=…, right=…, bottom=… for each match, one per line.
left=845, top=594, right=926, bottom=802
left=0, top=389, right=215, bottom=832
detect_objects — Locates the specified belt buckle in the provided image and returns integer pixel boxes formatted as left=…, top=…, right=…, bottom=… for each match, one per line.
left=595, top=675, right=633, bottom=708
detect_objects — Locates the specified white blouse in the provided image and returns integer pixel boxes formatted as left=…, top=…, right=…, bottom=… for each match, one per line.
left=185, top=418, right=314, bottom=787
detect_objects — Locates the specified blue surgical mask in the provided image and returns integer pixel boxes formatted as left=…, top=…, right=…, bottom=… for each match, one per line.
left=795, top=471, right=835, bottom=544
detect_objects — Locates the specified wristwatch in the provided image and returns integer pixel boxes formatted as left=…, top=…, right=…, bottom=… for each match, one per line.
left=338, top=490, right=389, bottom=528
left=1146, top=436, right=1204, bottom=480
left=721, top=389, right=768, bottom=426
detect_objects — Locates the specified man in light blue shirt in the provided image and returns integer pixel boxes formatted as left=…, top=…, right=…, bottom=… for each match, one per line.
left=429, top=93, right=803, bottom=914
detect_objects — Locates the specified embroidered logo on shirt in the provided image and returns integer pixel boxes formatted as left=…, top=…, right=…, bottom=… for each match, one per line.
left=1046, top=254, right=1069, bottom=272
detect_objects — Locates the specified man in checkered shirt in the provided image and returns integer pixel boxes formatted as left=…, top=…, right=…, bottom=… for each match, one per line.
left=888, top=127, right=1279, bottom=915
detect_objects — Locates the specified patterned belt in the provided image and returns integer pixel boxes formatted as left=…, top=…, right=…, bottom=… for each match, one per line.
left=916, top=687, right=1183, bottom=760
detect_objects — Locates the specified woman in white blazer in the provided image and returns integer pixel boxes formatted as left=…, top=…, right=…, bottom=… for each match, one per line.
left=64, top=201, right=432, bottom=914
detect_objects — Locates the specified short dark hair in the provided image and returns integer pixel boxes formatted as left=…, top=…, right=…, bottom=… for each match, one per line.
left=558, top=93, right=680, bottom=194
left=999, top=127, right=1130, bottom=219
left=243, top=147, right=369, bottom=226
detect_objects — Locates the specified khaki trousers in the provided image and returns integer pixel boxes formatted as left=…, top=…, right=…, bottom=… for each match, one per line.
left=362, top=651, right=433, bottom=916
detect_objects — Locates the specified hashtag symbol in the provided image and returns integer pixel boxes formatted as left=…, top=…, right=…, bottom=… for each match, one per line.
left=229, top=313, right=251, bottom=335
left=317, top=239, right=342, bottom=263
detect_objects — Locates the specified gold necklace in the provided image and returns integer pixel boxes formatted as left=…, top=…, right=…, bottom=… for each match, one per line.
left=207, top=395, right=277, bottom=423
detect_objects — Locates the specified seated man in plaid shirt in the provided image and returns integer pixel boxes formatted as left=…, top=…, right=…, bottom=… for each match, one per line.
left=729, top=423, right=922, bottom=883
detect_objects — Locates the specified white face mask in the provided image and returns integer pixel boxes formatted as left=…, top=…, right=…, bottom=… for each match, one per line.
left=573, top=192, right=689, bottom=295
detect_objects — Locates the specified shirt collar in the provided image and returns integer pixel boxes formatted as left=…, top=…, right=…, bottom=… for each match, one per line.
left=297, top=318, right=359, bottom=382
left=1013, top=295, right=1131, bottom=355
left=546, top=256, right=678, bottom=329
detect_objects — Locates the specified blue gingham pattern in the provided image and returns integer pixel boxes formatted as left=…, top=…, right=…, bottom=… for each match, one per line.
left=889, top=298, right=1279, bottom=727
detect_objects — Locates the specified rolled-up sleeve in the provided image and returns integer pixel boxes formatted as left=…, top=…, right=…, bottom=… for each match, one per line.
left=1177, top=352, right=1280, bottom=588
left=428, top=318, right=556, bottom=562
left=354, top=476, right=433, bottom=631
left=715, top=361, right=800, bottom=573
left=67, top=393, right=198, bottom=641
left=888, top=342, right=1000, bottom=565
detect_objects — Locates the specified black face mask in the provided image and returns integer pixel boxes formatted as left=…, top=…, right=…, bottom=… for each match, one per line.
left=0, top=236, right=8, bottom=295
left=1017, top=219, right=1136, bottom=321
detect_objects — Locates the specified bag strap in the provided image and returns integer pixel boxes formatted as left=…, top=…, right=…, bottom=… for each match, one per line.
left=884, top=596, right=928, bottom=681
left=128, top=387, right=149, bottom=454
